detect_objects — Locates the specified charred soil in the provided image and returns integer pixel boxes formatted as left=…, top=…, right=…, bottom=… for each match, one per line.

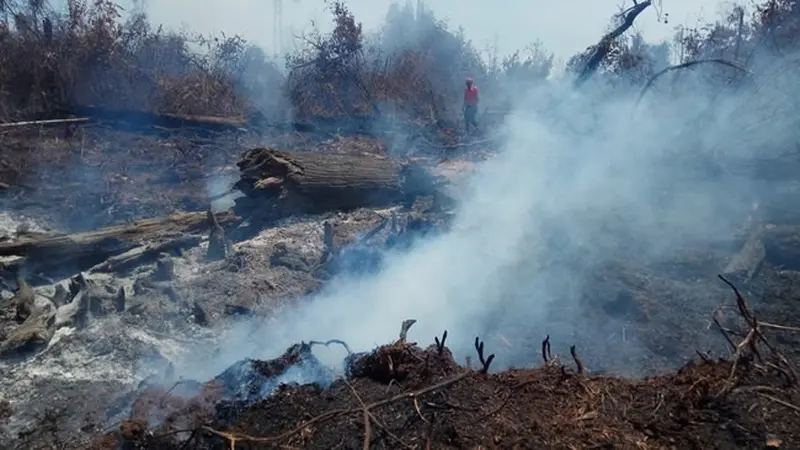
left=3, top=121, right=800, bottom=450
left=94, top=330, right=800, bottom=450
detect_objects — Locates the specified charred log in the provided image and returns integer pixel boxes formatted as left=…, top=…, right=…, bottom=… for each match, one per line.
left=0, top=211, right=238, bottom=282
left=234, top=148, right=447, bottom=218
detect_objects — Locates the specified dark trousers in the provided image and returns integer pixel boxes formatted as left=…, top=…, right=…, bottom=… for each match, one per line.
left=464, top=105, right=478, bottom=129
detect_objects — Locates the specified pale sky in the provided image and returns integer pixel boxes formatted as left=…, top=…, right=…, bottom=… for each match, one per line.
left=131, top=0, right=738, bottom=60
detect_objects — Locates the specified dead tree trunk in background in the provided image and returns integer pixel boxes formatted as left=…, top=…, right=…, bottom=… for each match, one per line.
left=575, top=1, right=652, bottom=86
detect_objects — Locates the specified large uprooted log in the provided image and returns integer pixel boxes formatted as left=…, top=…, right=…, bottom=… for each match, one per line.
left=234, top=148, right=448, bottom=216
left=0, top=211, right=238, bottom=281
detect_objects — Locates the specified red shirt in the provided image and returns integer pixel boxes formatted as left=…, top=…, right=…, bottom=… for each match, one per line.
left=464, top=86, right=479, bottom=106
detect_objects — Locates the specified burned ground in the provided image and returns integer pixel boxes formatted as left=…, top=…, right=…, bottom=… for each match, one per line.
left=2, top=0, right=800, bottom=447
left=0, top=112, right=799, bottom=449
left=88, top=328, right=800, bottom=450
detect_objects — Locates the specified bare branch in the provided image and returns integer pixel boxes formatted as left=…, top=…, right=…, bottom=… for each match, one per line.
left=474, top=337, right=495, bottom=374
left=635, top=59, right=754, bottom=110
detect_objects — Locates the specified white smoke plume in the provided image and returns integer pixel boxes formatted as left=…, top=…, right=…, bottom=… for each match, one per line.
left=112, top=0, right=794, bottom=381
left=175, top=56, right=799, bottom=381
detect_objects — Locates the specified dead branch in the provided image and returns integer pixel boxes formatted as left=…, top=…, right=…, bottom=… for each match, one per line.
left=398, top=319, right=417, bottom=343
left=434, top=330, right=448, bottom=355
left=474, top=337, right=495, bottom=374
left=713, top=315, right=739, bottom=351
left=309, top=339, right=354, bottom=355
left=717, top=274, right=798, bottom=385
left=575, top=0, right=652, bottom=85
left=757, top=393, right=800, bottom=413
left=542, top=335, right=552, bottom=364
left=0, top=211, right=237, bottom=280
left=570, top=346, right=585, bottom=375
left=695, top=350, right=713, bottom=364
left=412, top=396, right=429, bottom=424
left=635, top=59, right=753, bottom=109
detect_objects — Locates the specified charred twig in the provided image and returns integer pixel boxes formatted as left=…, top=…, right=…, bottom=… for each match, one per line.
left=404, top=346, right=425, bottom=363
left=570, top=346, right=585, bottom=375
left=309, top=339, right=354, bottom=355
left=635, top=58, right=753, bottom=110
left=474, top=337, right=495, bottom=374
left=713, top=316, right=739, bottom=351
left=178, top=428, right=199, bottom=450
left=398, top=319, right=417, bottom=343
left=695, top=350, right=713, bottom=364
left=434, top=330, right=448, bottom=355
left=542, top=335, right=552, bottom=364
left=412, top=396, right=429, bottom=424
left=717, top=274, right=799, bottom=385
left=757, top=393, right=800, bottom=413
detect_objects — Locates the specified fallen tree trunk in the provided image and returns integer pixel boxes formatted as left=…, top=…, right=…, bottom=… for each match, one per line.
left=234, top=148, right=447, bottom=215
left=60, top=105, right=249, bottom=132
left=0, top=211, right=238, bottom=281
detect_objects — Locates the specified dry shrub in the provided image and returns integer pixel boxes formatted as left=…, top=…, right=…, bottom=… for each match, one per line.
left=0, top=0, right=795, bottom=126
left=567, top=0, right=800, bottom=87
left=285, top=1, right=488, bottom=124
left=0, top=0, right=283, bottom=120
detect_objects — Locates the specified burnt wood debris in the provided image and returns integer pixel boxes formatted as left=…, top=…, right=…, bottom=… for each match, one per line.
left=2, top=0, right=800, bottom=449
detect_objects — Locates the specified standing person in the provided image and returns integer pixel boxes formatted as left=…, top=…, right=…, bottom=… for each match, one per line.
left=463, top=77, right=480, bottom=132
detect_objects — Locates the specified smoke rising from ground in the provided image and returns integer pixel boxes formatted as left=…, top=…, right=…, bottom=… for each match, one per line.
left=15, top=0, right=786, bottom=382
left=179, top=51, right=798, bottom=381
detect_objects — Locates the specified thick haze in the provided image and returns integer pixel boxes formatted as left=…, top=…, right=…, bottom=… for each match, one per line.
left=131, top=0, right=786, bottom=380
left=180, top=68, right=778, bottom=380
left=134, top=0, right=727, bottom=60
